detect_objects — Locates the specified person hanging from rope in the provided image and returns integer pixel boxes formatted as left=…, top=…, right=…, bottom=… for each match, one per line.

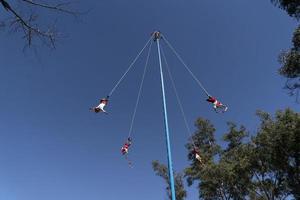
left=90, top=96, right=109, bottom=114
left=151, top=31, right=161, bottom=41
left=206, top=95, right=228, bottom=113
left=192, top=147, right=203, bottom=164
left=121, top=137, right=133, bottom=167
left=121, top=137, right=132, bottom=155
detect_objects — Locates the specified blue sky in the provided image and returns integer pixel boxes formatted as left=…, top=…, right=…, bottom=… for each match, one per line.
left=0, top=0, right=299, bottom=199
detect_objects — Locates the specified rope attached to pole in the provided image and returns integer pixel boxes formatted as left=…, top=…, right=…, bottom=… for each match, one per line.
left=128, top=40, right=153, bottom=138
left=162, top=34, right=211, bottom=97
left=108, top=36, right=152, bottom=97
left=161, top=45, right=196, bottom=148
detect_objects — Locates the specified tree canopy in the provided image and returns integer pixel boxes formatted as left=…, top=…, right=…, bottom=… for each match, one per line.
left=278, top=25, right=300, bottom=101
left=271, top=0, right=300, bottom=20
left=271, top=0, right=300, bottom=101
left=153, top=109, right=300, bottom=199
left=152, top=160, right=187, bottom=200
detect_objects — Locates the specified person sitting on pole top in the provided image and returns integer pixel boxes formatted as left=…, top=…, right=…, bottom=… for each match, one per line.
left=206, top=96, right=228, bottom=113
left=152, top=31, right=161, bottom=41
left=90, top=96, right=109, bottom=114
left=121, top=137, right=132, bottom=155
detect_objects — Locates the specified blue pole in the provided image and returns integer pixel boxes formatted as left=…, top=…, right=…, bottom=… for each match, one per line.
left=156, top=37, right=176, bottom=200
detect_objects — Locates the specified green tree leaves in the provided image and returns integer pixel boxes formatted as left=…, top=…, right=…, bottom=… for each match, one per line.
left=279, top=26, right=300, bottom=80
left=271, top=0, right=300, bottom=20
left=153, top=109, right=299, bottom=199
left=152, top=160, right=187, bottom=200
left=271, top=0, right=300, bottom=100
left=253, top=109, right=300, bottom=199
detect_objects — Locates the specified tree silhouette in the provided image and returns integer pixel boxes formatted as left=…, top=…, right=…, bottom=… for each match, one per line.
left=0, top=0, right=79, bottom=49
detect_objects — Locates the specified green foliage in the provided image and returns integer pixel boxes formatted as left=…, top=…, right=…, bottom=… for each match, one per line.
left=152, top=160, right=187, bottom=200
left=185, top=119, right=253, bottom=199
left=271, top=0, right=300, bottom=20
left=185, top=118, right=220, bottom=189
left=279, top=50, right=300, bottom=78
left=279, top=46, right=300, bottom=79
left=292, top=26, right=300, bottom=50
left=278, top=25, right=300, bottom=99
left=272, top=0, right=300, bottom=100
left=152, top=109, right=299, bottom=199
left=223, top=122, right=248, bottom=151
left=188, top=118, right=220, bottom=159
left=253, top=109, right=300, bottom=199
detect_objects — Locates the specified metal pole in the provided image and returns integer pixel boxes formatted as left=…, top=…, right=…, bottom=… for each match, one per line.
left=156, top=35, right=176, bottom=200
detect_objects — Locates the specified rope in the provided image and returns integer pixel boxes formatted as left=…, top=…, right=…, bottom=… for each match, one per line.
left=161, top=34, right=210, bottom=97
left=108, top=36, right=152, bottom=97
left=296, top=89, right=300, bottom=104
left=160, top=45, right=196, bottom=148
left=128, top=40, right=153, bottom=138
left=125, top=155, right=133, bottom=168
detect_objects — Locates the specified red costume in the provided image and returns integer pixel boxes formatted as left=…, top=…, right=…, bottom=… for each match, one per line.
left=206, top=96, right=217, bottom=103
left=206, top=96, right=228, bottom=113
left=121, top=138, right=132, bottom=155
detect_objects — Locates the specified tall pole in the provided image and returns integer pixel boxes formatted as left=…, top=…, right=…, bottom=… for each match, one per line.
left=155, top=32, right=176, bottom=200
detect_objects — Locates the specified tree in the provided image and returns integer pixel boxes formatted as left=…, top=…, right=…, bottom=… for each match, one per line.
left=278, top=25, right=300, bottom=101
left=252, top=109, right=300, bottom=199
left=271, top=0, right=300, bottom=101
left=185, top=120, right=254, bottom=200
left=220, top=123, right=254, bottom=199
left=152, top=160, right=187, bottom=200
left=184, top=118, right=225, bottom=199
left=271, top=0, right=300, bottom=20
left=0, top=0, right=79, bottom=48
left=178, top=109, right=298, bottom=199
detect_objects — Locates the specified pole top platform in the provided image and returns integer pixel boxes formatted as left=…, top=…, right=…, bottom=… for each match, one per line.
left=151, top=31, right=162, bottom=41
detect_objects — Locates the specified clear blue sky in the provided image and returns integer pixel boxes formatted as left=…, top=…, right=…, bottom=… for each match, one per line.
left=0, top=0, right=298, bottom=199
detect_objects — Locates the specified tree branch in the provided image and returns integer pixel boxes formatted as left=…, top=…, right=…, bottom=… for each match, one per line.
left=254, top=172, right=271, bottom=200
left=21, top=0, right=78, bottom=16
left=9, top=7, right=56, bottom=47
left=0, top=0, right=75, bottom=48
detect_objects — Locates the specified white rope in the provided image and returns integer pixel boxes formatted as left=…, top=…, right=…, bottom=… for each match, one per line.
left=160, top=45, right=196, bottom=148
left=128, top=40, right=153, bottom=137
left=161, top=34, right=210, bottom=97
left=108, top=36, right=152, bottom=97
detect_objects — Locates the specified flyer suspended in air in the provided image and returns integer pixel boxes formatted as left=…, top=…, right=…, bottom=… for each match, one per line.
left=90, top=96, right=109, bottom=114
